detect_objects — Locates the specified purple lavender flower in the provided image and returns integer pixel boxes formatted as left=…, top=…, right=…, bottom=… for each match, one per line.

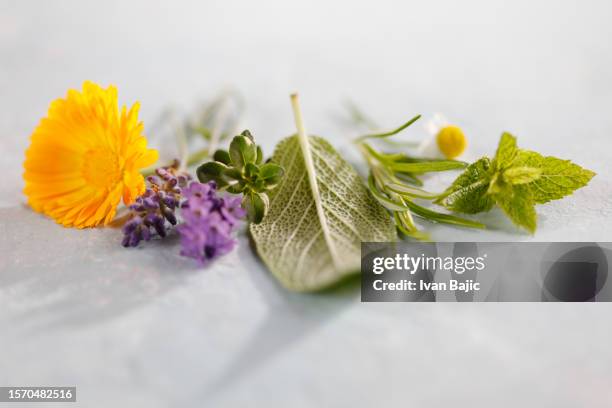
left=122, top=161, right=190, bottom=247
left=177, top=181, right=245, bottom=265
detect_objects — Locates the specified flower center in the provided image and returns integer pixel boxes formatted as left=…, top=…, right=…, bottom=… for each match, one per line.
left=436, top=125, right=467, bottom=159
left=82, top=149, right=122, bottom=189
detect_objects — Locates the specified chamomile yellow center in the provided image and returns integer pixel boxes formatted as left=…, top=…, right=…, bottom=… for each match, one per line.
left=436, top=125, right=466, bottom=159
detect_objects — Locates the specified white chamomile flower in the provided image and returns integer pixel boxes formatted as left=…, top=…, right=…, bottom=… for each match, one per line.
left=418, top=113, right=467, bottom=159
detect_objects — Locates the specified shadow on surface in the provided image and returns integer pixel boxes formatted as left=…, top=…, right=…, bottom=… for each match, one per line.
left=0, top=206, right=198, bottom=333
left=196, top=234, right=359, bottom=402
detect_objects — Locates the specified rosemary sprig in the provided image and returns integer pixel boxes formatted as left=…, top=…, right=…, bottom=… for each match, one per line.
left=353, top=112, right=485, bottom=239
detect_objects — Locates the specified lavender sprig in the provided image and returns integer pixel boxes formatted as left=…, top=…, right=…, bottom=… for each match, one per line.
left=177, top=181, right=245, bottom=265
left=122, top=161, right=191, bottom=247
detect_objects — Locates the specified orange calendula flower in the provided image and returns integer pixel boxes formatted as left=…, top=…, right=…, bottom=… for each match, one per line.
left=23, top=81, right=158, bottom=228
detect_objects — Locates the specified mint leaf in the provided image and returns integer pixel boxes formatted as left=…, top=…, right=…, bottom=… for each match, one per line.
left=514, top=150, right=595, bottom=204
left=436, top=157, right=495, bottom=214
left=502, top=166, right=541, bottom=185
left=493, top=132, right=519, bottom=170
left=492, top=184, right=537, bottom=233
left=437, top=132, right=595, bottom=234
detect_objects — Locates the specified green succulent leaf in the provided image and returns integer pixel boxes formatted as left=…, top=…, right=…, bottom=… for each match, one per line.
left=213, top=149, right=231, bottom=165
left=196, top=130, right=285, bottom=220
left=245, top=162, right=259, bottom=179
left=242, top=191, right=268, bottom=224
left=223, top=167, right=243, bottom=182
left=227, top=184, right=246, bottom=194
left=229, top=135, right=257, bottom=168
left=252, top=178, right=267, bottom=193
left=258, top=163, right=285, bottom=189
left=241, top=129, right=255, bottom=142
left=196, top=161, right=230, bottom=187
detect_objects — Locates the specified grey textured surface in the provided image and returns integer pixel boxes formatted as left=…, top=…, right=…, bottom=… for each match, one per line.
left=1, top=0, right=612, bottom=406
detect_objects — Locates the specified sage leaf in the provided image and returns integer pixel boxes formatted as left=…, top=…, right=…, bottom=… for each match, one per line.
left=250, top=95, right=396, bottom=291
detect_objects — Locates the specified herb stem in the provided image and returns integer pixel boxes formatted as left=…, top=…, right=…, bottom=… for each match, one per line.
left=141, top=147, right=209, bottom=177
left=290, top=93, right=341, bottom=271
left=355, top=114, right=422, bottom=142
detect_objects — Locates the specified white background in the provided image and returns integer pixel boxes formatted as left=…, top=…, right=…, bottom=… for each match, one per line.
left=1, top=0, right=612, bottom=406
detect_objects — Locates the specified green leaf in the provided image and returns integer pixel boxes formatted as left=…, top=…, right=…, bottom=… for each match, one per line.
left=245, top=163, right=259, bottom=179
left=258, top=163, right=285, bottom=189
left=514, top=150, right=595, bottom=203
left=243, top=192, right=268, bottom=224
left=250, top=134, right=397, bottom=292
left=229, top=135, right=257, bottom=168
left=492, top=184, right=537, bottom=233
left=196, top=161, right=230, bottom=187
left=355, top=114, right=421, bottom=141
left=502, top=166, right=541, bottom=185
left=395, top=172, right=423, bottom=186
left=493, top=132, right=519, bottom=170
left=223, top=167, right=243, bottom=182
left=436, top=157, right=495, bottom=214
left=360, top=143, right=390, bottom=164
left=385, top=182, right=440, bottom=199
left=436, top=132, right=595, bottom=234
left=487, top=172, right=503, bottom=195
left=404, top=200, right=486, bottom=229
left=241, top=129, right=255, bottom=142
left=227, top=184, right=245, bottom=194
left=213, top=149, right=231, bottom=165
left=367, top=174, right=411, bottom=211
left=196, top=130, right=284, bottom=198
left=389, top=160, right=466, bottom=173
